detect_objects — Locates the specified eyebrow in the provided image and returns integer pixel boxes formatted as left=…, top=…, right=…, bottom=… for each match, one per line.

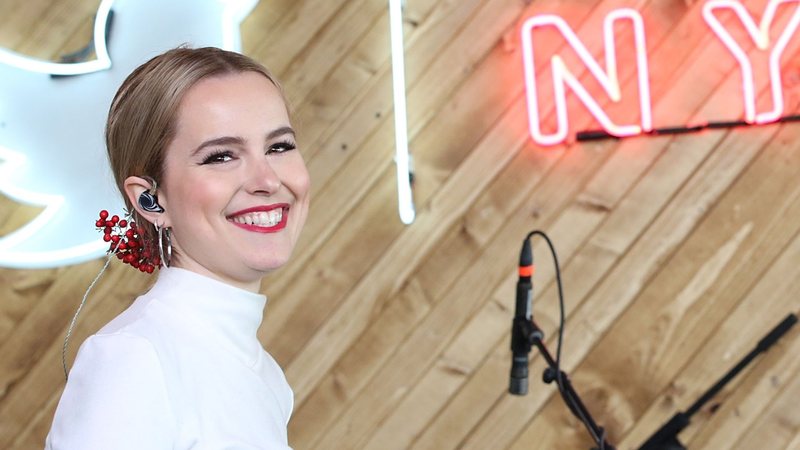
left=192, top=126, right=296, bottom=156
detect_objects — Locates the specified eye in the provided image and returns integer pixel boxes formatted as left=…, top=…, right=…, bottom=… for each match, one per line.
left=267, top=140, right=297, bottom=155
left=201, top=150, right=234, bottom=165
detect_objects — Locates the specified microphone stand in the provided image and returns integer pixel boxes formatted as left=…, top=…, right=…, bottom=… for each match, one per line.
left=515, top=317, right=616, bottom=450
left=638, top=313, right=798, bottom=450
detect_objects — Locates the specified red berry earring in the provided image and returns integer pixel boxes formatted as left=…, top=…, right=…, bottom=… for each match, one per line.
left=95, top=209, right=160, bottom=273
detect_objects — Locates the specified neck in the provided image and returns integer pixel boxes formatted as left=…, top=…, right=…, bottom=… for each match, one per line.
left=168, top=259, right=263, bottom=293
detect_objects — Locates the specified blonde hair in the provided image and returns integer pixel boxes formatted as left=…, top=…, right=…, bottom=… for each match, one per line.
left=105, top=46, right=285, bottom=257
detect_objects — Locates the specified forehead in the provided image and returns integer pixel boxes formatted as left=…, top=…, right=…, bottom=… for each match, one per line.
left=172, top=71, right=290, bottom=142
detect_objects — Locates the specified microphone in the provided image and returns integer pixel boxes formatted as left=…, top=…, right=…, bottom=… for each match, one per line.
left=509, top=237, right=534, bottom=395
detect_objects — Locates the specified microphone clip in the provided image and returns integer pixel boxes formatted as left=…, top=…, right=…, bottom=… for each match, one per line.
left=512, top=316, right=544, bottom=354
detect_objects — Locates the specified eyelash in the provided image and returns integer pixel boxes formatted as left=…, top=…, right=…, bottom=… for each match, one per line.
left=202, top=151, right=234, bottom=165
left=270, top=140, right=297, bottom=154
left=201, top=140, right=297, bottom=165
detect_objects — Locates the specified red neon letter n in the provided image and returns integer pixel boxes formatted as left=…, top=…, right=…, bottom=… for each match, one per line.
left=521, top=9, right=652, bottom=146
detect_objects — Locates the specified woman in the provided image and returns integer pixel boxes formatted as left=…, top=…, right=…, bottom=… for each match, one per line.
left=46, top=47, right=310, bottom=449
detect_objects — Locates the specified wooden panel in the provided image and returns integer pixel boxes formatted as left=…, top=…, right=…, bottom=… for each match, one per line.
left=1, top=0, right=798, bottom=449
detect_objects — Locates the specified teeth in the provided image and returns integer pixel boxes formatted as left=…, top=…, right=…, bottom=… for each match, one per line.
left=231, top=209, right=283, bottom=227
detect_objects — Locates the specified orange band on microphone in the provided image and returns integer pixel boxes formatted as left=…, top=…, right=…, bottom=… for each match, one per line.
left=519, top=265, right=534, bottom=277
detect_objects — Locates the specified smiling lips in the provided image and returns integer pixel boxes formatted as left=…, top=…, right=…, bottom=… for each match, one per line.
left=227, top=204, right=288, bottom=232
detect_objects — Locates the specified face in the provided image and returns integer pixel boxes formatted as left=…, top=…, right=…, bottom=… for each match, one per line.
left=157, top=71, right=310, bottom=291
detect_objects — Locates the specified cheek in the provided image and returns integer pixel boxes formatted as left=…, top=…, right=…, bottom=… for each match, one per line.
left=282, top=156, right=311, bottom=203
left=168, top=174, right=229, bottom=227
left=281, top=157, right=310, bottom=237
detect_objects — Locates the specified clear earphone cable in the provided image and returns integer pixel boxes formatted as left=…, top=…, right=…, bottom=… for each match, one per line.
left=62, top=238, right=122, bottom=381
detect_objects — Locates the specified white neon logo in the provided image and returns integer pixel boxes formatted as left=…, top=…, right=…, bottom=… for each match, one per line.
left=0, top=0, right=258, bottom=268
left=703, top=0, right=800, bottom=124
left=520, top=9, right=652, bottom=146
left=0, top=0, right=113, bottom=76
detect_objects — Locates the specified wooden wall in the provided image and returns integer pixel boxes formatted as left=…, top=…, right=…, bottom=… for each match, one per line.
left=1, top=0, right=799, bottom=448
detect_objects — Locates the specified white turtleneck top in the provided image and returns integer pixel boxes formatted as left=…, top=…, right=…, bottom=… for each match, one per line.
left=46, top=267, right=293, bottom=450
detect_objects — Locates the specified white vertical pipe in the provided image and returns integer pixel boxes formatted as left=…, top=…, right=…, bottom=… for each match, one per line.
left=389, top=0, right=415, bottom=224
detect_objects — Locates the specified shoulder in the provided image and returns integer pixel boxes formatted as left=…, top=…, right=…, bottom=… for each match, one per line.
left=95, top=294, right=158, bottom=335
left=71, top=332, right=165, bottom=382
left=47, top=333, right=176, bottom=449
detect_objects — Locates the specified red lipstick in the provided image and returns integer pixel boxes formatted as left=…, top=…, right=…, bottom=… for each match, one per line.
left=227, top=203, right=288, bottom=233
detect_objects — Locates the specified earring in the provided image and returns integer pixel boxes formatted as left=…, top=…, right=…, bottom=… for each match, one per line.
left=157, top=224, right=172, bottom=268
left=138, top=176, right=165, bottom=213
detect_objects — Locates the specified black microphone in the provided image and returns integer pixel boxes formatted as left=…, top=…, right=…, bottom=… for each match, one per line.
left=509, top=237, right=534, bottom=395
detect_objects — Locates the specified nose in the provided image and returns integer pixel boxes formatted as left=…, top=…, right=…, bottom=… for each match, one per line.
left=246, top=156, right=281, bottom=195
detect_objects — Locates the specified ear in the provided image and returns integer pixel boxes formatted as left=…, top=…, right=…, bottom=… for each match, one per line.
left=123, top=176, right=173, bottom=227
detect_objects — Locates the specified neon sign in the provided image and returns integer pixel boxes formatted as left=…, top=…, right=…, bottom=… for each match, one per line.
left=521, top=9, right=651, bottom=146
left=389, top=0, right=416, bottom=225
left=522, top=0, right=800, bottom=146
left=703, top=0, right=800, bottom=124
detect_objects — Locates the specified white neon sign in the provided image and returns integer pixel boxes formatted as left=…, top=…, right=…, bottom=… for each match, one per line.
left=0, top=0, right=258, bottom=268
left=703, top=0, right=800, bottom=124
left=389, top=0, right=415, bottom=224
left=0, top=0, right=113, bottom=76
left=520, top=9, right=652, bottom=146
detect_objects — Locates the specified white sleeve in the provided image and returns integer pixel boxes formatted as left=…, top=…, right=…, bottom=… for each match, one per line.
left=45, top=333, right=175, bottom=450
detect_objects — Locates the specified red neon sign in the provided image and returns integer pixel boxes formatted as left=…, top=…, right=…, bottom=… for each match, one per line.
left=521, top=9, right=651, bottom=146
left=521, top=0, right=800, bottom=146
left=703, top=0, right=800, bottom=124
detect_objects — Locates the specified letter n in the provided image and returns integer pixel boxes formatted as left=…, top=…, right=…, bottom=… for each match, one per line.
left=521, top=9, right=652, bottom=146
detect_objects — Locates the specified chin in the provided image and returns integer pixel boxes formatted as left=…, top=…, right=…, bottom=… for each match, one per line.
left=247, top=255, right=292, bottom=274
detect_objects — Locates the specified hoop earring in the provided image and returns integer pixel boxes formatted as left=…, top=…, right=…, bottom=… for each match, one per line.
left=157, top=224, right=172, bottom=267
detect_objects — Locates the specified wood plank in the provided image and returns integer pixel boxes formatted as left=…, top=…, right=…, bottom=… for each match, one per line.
left=0, top=263, right=100, bottom=400
left=785, top=429, right=800, bottom=450
left=416, top=3, right=798, bottom=445
left=353, top=0, right=696, bottom=442
left=248, top=0, right=350, bottom=76
left=409, top=2, right=747, bottom=448
left=680, top=252, right=800, bottom=448
left=309, top=148, right=602, bottom=449
left=255, top=0, right=496, bottom=305
left=0, top=267, right=58, bottom=341
left=512, top=130, right=800, bottom=449
left=261, top=0, right=536, bottom=371
left=509, top=223, right=757, bottom=449
left=285, top=84, right=560, bottom=446
left=306, top=0, right=680, bottom=447
left=288, top=0, right=636, bottom=436
left=0, top=0, right=68, bottom=52
left=0, top=263, right=149, bottom=447
left=730, top=360, right=800, bottom=450
left=239, top=0, right=295, bottom=53
left=12, top=0, right=96, bottom=59
left=285, top=0, right=455, bottom=163
left=10, top=387, right=61, bottom=450
left=611, top=144, right=800, bottom=448
left=459, top=122, right=779, bottom=450
left=287, top=274, right=435, bottom=448
left=277, top=0, right=393, bottom=109
left=0, top=199, right=41, bottom=240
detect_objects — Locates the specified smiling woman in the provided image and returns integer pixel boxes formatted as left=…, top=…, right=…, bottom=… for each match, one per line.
left=45, top=47, right=309, bottom=450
